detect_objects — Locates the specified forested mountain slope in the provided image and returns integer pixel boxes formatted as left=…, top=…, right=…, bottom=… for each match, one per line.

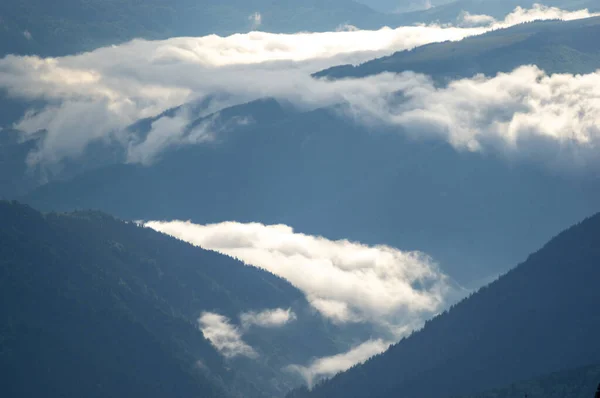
left=287, top=212, right=600, bottom=398
left=316, top=16, right=600, bottom=80
left=458, top=363, right=600, bottom=398
left=0, top=201, right=347, bottom=397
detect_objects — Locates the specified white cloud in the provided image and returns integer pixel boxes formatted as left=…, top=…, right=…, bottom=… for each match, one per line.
left=0, top=5, right=598, bottom=168
left=335, top=24, right=360, bottom=32
left=23, top=30, right=32, bottom=40
left=248, top=12, right=262, bottom=29
left=125, top=108, right=221, bottom=165
left=286, top=339, right=391, bottom=387
left=146, top=220, right=458, bottom=337
left=458, top=3, right=600, bottom=28
left=499, top=3, right=600, bottom=28
left=198, top=312, right=257, bottom=359
left=240, top=308, right=297, bottom=329
left=346, top=65, right=600, bottom=170
left=457, top=12, right=497, bottom=28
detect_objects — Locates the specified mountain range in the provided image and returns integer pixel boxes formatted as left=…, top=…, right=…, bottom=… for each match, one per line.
left=16, top=17, right=600, bottom=287
left=0, top=0, right=396, bottom=57
left=4, top=0, right=598, bottom=58
left=2, top=2, right=600, bottom=397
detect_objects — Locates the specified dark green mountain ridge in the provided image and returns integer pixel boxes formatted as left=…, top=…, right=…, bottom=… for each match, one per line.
left=0, top=200, right=354, bottom=398
left=458, top=363, right=600, bottom=398
left=287, top=210, right=600, bottom=398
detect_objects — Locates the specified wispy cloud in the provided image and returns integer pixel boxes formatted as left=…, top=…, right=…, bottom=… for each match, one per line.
left=146, top=220, right=459, bottom=338
left=459, top=3, right=600, bottom=28
left=248, top=12, right=262, bottom=30
left=240, top=308, right=297, bottom=329
left=198, top=312, right=257, bottom=359
left=2, top=5, right=596, bottom=167
left=286, top=339, right=391, bottom=387
left=499, top=3, right=600, bottom=27
left=347, top=65, right=600, bottom=171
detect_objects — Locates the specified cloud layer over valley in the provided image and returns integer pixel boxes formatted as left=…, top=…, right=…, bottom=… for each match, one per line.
left=146, top=220, right=458, bottom=337
left=148, top=220, right=460, bottom=384
left=2, top=5, right=599, bottom=168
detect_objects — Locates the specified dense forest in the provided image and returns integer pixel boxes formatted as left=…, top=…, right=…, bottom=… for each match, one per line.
left=459, top=364, right=600, bottom=398
left=0, top=201, right=353, bottom=398
left=288, top=210, right=600, bottom=398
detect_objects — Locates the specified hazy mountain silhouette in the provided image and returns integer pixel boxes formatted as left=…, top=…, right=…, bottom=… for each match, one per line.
left=286, top=211, right=600, bottom=398
left=0, top=0, right=401, bottom=58
left=391, top=0, right=600, bottom=25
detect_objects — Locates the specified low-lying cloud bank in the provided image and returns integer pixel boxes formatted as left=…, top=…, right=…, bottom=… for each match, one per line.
left=146, top=220, right=458, bottom=338
left=1, top=5, right=598, bottom=167
left=150, top=221, right=455, bottom=385
left=352, top=66, right=600, bottom=170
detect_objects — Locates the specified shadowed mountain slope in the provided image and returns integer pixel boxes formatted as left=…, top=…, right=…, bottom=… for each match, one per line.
left=458, top=363, right=600, bottom=398
left=287, top=211, right=600, bottom=398
left=0, top=201, right=351, bottom=398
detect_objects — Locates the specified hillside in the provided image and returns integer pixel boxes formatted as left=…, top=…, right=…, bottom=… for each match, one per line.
left=0, top=201, right=351, bottom=397
left=0, top=0, right=396, bottom=57
left=286, top=211, right=600, bottom=398
left=459, top=363, right=600, bottom=398
left=316, top=16, right=600, bottom=80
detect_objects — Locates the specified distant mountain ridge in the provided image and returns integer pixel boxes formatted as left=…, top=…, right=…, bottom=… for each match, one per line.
left=392, top=0, right=600, bottom=25
left=0, top=0, right=398, bottom=57
left=315, top=16, right=600, bottom=80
